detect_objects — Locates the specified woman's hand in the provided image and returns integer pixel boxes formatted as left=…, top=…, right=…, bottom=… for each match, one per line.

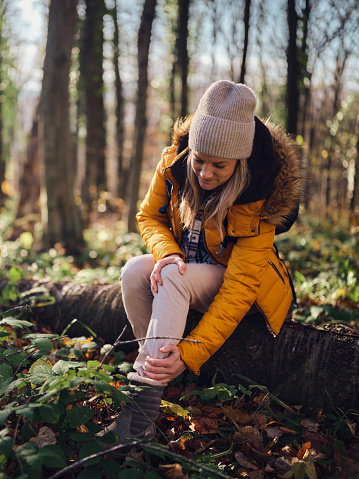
left=143, top=344, right=187, bottom=384
left=150, top=254, right=186, bottom=294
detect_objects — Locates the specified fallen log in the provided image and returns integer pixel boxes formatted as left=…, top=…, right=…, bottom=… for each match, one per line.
left=1, top=278, right=358, bottom=412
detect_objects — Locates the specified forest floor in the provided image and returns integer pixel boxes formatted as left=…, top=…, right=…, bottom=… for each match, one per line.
left=0, top=212, right=359, bottom=478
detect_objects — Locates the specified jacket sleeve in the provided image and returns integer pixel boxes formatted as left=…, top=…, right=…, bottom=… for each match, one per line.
left=178, top=223, right=275, bottom=374
left=136, top=152, right=184, bottom=261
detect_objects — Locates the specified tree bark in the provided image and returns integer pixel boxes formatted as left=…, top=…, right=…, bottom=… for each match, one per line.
left=81, top=0, right=107, bottom=207
left=286, top=0, right=299, bottom=136
left=41, top=0, right=83, bottom=254
left=239, top=0, right=250, bottom=84
left=127, top=0, right=157, bottom=233
left=111, top=0, right=126, bottom=200
left=178, top=0, right=190, bottom=118
left=6, top=277, right=359, bottom=413
left=9, top=106, right=41, bottom=239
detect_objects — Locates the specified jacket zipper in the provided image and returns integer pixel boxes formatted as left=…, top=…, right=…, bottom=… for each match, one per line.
left=254, top=301, right=277, bottom=337
left=268, top=259, right=285, bottom=284
left=201, top=225, right=223, bottom=265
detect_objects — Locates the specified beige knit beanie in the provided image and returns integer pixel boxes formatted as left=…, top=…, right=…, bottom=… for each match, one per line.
left=189, top=80, right=257, bottom=159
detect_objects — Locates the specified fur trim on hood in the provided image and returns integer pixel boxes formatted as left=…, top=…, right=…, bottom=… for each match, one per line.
left=171, top=116, right=305, bottom=230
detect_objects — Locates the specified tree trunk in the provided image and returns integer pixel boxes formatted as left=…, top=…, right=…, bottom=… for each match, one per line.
left=81, top=0, right=107, bottom=208
left=9, top=106, right=41, bottom=239
left=41, top=0, right=83, bottom=254
left=178, top=0, right=190, bottom=118
left=286, top=0, right=299, bottom=136
left=127, top=0, right=157, bottom=233
left=239, top=0, right=250, bottom=84
left=6, top=277, right=359, bottom=413
left=111, top=0, right=126, bottom=200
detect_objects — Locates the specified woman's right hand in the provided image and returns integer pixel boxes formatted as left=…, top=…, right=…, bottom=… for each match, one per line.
left=150, top=254, right=186, bottom=294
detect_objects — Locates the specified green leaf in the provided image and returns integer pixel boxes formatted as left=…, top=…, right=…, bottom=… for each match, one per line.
left=40, top=403, right=61, bottom=424
left=0, top=379, right=13, bottom=398
left=4, top=350, right=29, bottom=367
left=87, top=360, right=101, bottom=368
left=101, top=458, right=121, bottom=479
left=0, top=405, right=13, bottom=426
left=333, top=439, right=346, bottom=455
left=21, top=422, right=38, bottom=442
left=33, top=338, right=53, bottom=351
left=38, top=444, right=67, bottom=468
left=14, top=442, right=42, bottom=479
left=8, top=266, right=24, bottom=284
left=0, top=318, right=33, bottom=329
left=69, top=432, right=96, bottom=442
left=16, top=402, right=42, bottom=422
left=30, top=365, right=54, bottom=385
left=0, top=437, right=12, bottom=459
left=78, top=465, right=103, bottom=479
left=66, top=406, right=94, bottom=428
left=119, top=469, right=144, bottom=479
left=0, top=363, right=13, bottom=381
left=78, top=441, right=101, bottom=467
left=52, top=360, right=70, bottom=375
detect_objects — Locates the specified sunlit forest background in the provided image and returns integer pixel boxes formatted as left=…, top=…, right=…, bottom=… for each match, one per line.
left=1, top=2, right=359, bottom=478
left=0, top=0, right=358, bottom=301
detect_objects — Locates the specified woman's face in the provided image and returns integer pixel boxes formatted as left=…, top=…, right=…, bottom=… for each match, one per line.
left=191, top=150, right=237, bottom=190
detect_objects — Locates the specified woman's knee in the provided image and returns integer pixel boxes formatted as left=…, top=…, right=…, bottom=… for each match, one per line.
left=121, top=254, right=154, bottom=285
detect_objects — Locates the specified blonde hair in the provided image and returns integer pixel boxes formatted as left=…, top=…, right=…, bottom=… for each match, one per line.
left=179, top=151, right=250, bottom=240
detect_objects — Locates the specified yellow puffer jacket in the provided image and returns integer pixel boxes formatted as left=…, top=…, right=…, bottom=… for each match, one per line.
left=136, top=117, right=304, bottom=374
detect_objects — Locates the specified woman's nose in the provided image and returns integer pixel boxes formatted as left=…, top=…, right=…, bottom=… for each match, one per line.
left=200, top=164, right=213, bottom=178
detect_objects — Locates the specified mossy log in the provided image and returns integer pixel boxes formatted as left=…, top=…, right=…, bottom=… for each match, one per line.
left=2, top=278, right=358, bottom=412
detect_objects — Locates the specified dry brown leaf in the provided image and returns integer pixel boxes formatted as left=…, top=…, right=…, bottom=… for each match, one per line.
left=249, top=470, right=265, bottom=479
left=234, top=426, right=263, bottom=448
left=36, top=426, right=56, bottom=449
left=159, top=463, right=184, bottom=479
left=301, top=419, right=319, bottom=432
left=189, top=416, right=218, bottom=434
left=235, top=451, right=259, bottom=470
left=251, top=414, right=268, bottom=428
left=265, top=427, right=283, bottom=439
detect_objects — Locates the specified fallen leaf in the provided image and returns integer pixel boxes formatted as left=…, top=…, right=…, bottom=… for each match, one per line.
left=251, top=414, right=268, bottom=428
left=234, top=426, right=263, bottom=448
left=159, top=464, right=184, bottom=479
left=265, top=427, right=283, bottom=439
left=189, top=416, right=218, bottom=434
left=249, top=471, right=264, bottom=479
left=160, top=400, right=189, bottom=418
left=235, top=451, right=259, bottom=470
left=36, top=426, right=56, bottom=449
left=298, top=441, right=311, bottom=459
left=224, top=409, right=251, bottom=424
left=301, top=419, right=319, bottom=432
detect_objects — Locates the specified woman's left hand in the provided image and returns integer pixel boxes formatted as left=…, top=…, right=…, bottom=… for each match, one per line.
left=143, top=344, right=187, bottom=384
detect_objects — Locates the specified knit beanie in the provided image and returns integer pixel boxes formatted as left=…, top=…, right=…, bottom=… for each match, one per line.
left=189, top=80, right=257, bottom=159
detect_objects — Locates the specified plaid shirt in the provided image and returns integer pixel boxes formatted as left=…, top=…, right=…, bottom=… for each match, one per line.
left=180, top=195, right=217, bottom=265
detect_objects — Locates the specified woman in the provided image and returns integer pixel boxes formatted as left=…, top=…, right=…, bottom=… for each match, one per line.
left=99, top=80, right=303, bottom=445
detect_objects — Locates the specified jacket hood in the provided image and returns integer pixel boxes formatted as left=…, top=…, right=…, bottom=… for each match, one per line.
left=171, top=115, right=305, bottom=230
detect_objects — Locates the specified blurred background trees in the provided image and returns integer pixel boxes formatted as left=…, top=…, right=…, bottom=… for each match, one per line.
left=0, top=0, right=358, bottom=251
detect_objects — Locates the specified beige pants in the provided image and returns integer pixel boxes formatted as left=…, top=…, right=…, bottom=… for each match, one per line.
left=121, top=254, right=226, bottom=375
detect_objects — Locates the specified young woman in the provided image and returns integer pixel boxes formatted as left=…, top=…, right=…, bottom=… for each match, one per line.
left=98, top=80, right=303, bottom=445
